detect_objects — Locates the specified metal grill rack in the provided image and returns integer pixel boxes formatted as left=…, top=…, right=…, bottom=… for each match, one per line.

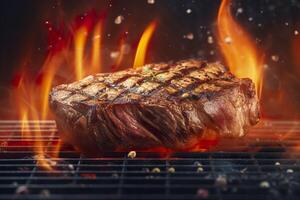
left=0, top=120, right=300, bottom=200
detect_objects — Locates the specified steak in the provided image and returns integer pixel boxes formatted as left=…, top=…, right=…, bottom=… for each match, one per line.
left=49, top=59, right=260, bottom=155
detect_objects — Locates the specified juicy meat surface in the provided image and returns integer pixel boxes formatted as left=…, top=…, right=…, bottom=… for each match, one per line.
left=49, top=59, right=260, bottom=155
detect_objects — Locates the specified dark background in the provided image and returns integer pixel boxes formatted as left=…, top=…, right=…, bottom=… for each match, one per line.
left=0, top=0, right=300, bottom=118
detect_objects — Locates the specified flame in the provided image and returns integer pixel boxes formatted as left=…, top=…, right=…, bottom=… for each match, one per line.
left=10, top=11, right=161, bottom=171
left=74, top=26, right=88, bottom=80
left=41, top=56, right=64, bottom=120
left=133, top=21, right=157, bottom=68
left=217, top=0, right=263, bottom=96
left=91, top=21, right=103, bottom=73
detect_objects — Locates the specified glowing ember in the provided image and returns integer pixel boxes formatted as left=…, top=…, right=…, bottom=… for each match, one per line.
left=217, top=0, right=264, bottom=97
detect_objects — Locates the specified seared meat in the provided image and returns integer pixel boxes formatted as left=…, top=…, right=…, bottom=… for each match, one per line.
left=49, top=59, right=260, bottom=155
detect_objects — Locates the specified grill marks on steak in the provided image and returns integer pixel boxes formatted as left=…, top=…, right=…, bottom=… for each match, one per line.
left=54, top=60, right=230, bottom=105
left=50, top=59, right=260, bottom=155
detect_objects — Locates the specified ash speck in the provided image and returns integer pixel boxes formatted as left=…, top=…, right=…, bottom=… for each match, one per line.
left=114, top=15, right=124, bottom=25
left=68, top=164, right=74, bottom=171
left=39, top=189, right=51, bottom=198
left=147, top=0, right=155, bottom=4
left=215, top=175, right=227, bottom=190
left=110, top=51, right=120, bottom=59
left=271, top=55, right=279, bottom=62
left=207, top=36, right=214, bottom=44
left=237, top=8, right=243, bottom=14
left=224, top=36, right=232, bottom=44
left=183, top=33, right=194, bottom=40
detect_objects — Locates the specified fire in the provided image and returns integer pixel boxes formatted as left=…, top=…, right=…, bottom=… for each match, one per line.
left=133, top=21, right=157, bottom=68
left=10, top=11, right=158, bottom=171
left=74, top=26, right=88, bottom=80
left=91, top=21, right=103, bottom=73
left=11, top=1, right=270, bottom=167
left=217, top=0, right=263, bottom=97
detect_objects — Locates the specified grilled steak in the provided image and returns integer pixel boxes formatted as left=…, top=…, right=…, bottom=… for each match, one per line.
left=49, top=59, right=260, bottom=155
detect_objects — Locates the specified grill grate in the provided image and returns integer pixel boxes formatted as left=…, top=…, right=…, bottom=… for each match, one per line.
left=0, top=120, right=300, bottom=200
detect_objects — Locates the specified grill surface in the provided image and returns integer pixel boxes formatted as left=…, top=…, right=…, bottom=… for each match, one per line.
left=0, top=120, right=300, bottom=200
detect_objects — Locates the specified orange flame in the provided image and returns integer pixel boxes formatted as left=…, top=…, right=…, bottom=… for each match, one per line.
left=217, top=0, right=263, bottom=97
left=74, top=26, right=88, bottom=80
left=133, top=21, right=157, bottom=68
left=11, top=13, right=159, bottom=171
left=91, top=21, right=103, bottom=73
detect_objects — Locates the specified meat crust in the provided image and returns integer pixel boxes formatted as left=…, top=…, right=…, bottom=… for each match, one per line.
left=49, top=59, right=260, bottom=155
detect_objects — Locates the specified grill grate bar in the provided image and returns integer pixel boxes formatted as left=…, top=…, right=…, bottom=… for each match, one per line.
left=0, top=120, right=300, bottom=200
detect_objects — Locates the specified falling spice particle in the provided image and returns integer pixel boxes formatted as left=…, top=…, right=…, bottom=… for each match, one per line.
left=168, top=167, right=176, bottom=173
left=15, top=185, right=29, bottom=195
left=68, top=164, right=74, bottom=171
left=240, top=168, right=247, bottom=173
left=197, top=167, right=204, bottom=172
left=152, top=167, right=161, bottom=173
left=286, top=169, right=294, bottom=173
left=215, top=175, right=227, bottom=189
left=260, top=181, right=270, bottom=188
left=275, top=162, right=281, bottom=166
left=127, top=151, right=137, bottom=159
left=186, top=9, right=192, bottom=14
left=294, top=30, right=299, bottom=35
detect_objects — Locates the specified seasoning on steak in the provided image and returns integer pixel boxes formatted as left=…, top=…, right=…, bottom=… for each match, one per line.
left=49, top=59, right=260, bottom=155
